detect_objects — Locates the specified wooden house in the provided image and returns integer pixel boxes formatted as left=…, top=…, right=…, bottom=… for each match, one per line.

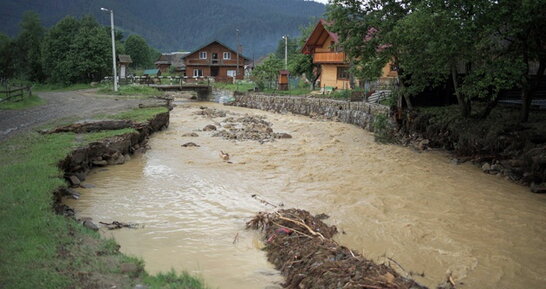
left=302, top=19, right=398, bottom=90
left=183, top=40, right=250, bottom=82
left=155, top=52, right=189, bottom=74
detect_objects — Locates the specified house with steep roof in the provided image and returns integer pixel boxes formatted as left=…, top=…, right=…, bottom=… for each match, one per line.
left=302, top=19, right=398, bottom=90
left=183, top=40, right=250, bottom=82
left=155, top=52, right=189, bottom=74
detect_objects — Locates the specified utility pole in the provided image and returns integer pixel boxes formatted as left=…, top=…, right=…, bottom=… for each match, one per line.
left=282, top=35, right=288, bottom=70
left=101, top=8, right=118, bottom=92
left=236, top=28, right=240, bottom=81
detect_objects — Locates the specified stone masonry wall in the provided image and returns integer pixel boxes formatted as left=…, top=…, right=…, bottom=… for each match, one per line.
left=229, top=93, right=390, bottom=132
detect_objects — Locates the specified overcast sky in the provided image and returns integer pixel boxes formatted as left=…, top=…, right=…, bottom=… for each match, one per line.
left=312, top=0, right=329, bottom=4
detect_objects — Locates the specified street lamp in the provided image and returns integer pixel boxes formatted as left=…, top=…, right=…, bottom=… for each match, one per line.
left=282, top=35, right=288, bottom=70
left=101, top=7, right=118, bottom=92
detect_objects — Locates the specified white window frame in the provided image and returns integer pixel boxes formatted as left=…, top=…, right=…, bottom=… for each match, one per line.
left=199, top=51, right=207, bottom=59
left=227, top=70, right=236, bottom=77
left=223, top=52, right=231, bottom=60
left=193, top=69, right=203, bottom=77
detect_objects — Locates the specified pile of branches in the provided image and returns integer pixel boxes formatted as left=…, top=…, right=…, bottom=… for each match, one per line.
left=246, top=209, right=428, bottom=289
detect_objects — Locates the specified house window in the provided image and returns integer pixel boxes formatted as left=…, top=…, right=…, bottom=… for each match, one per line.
left=193, top=69, right=203, bottom=77
left=199, top=51, right=207, bottom=59
left=223, top=52, right=231, bottom=60
left=337, top=67, right=350, bottom=80
left=227, top=70, right=236, bottom=77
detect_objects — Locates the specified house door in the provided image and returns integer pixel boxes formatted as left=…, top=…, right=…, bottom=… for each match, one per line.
left=211, top=67, right=219, bottom=77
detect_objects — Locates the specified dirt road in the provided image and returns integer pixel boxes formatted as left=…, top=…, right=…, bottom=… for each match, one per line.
left=0, top=89, right=165, bottom=142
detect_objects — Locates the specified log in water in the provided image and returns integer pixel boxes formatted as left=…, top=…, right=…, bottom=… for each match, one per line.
left=65, top=102, right=546, bottom=289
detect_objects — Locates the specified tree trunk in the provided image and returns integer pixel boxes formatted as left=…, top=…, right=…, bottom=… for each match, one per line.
left=397, top=65, right=413, bottom=110
left=478, top=96, right=498, bottom=119
left=451, top=64, right=470, bottom=117
left=520, top=58, right=545, bottom=122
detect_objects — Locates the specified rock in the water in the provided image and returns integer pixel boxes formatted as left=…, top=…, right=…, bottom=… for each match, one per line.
left=530, top=182, right=546, bottom=194
left=481, top=162, right=491, bottom=172
left=80, top=183, right=96, bottom=189
left=92, top=160, right=108, bottom=166
left=120, top=263, right=139, bottom=273
left=182, top=132, right=199, bottom=137
left=68, top=175, right=81, bottom=186
left=203, top=124, right=217, bottom=131
left=134, top=284, right=148, bottom=289
left=83, top=220, right=99, bottom=231
left=181, top=142, right=200, bottom=147
left=274, top=132, right=292, bottom=139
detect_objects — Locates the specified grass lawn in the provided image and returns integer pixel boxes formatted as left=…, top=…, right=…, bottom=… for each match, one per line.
left=213, top=82, right=255, bottom=92
left=0, top=93, right=45, bottom=110
left=262, top=88, right=312, bottom=96
left=97, top=84, right=161, bottom=97
left=0, top=107, right=208, bottom=289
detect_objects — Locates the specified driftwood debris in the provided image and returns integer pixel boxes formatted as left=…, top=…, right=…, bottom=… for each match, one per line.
left=247, top=209, right=428, bottom=289
left=99, top=221, right=138, bottom=230
left=42, top=120, right=134, bottom=134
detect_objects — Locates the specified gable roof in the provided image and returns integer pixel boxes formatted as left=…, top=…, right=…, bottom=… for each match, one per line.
left=117, top=54, right=133, bottom=64
left=301, top=19, right=340, bottom=54
left=154, top=52, right=189, bottom=68
left=183, top=40, right=251, bottom=61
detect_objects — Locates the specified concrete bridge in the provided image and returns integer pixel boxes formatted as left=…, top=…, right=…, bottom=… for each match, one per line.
left=149, top=84, right=212, bottom=100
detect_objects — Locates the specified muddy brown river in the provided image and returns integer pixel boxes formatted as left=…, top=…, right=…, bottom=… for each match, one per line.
left=66, top=102, right=546, bottom=289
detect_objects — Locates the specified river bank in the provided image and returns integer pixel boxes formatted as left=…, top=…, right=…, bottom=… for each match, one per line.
left=228, top=93, right=546, bottom=192
left=0, top=104, right=209, bottom=289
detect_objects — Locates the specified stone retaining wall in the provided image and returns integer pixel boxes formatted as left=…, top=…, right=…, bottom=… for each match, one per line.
left=229, top=93, right=390, bottom=131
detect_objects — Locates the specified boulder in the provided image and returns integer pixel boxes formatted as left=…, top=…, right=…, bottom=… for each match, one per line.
left=530, top=183, right=546, bottom=194
left=181, top=142, right=200, bottom=147
left=83, top=220, right=99, bottom=231
left=203, top=124, right=217, bottom=131
left=182, top=132, right=199, bottom=137
left=68, top=175, right=81, bottom=186
left=120, top=263, right=139, bottom=274
left=481, top=163, right=491, bottom=172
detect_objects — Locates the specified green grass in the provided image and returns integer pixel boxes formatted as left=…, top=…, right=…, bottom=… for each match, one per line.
left=144, top=270, right=209, bottom=289
left=32, top=83, right=94, bottom=92
left=83, top=128, right=137, bottom=142
left=110, top=106, right=168, bottom=122
left=98, top=84, right=161, bottom=96
left=0, top=108, right=207, bottom=289
left=213, top=82, right=255, bottom=92
left=0, top=93, right=45, bottom=110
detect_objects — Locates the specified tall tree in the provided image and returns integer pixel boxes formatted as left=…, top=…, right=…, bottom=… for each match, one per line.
left=125, top=34, right=152, bottom=68
left=14, top=11, right=45, bottom=81
left=42, top=15, right=110, bottom=84
left=0, top=33, right=14, bottom=80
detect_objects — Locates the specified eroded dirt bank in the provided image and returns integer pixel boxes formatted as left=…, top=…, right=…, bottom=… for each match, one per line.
left=66, top=102, right=546, bottom=289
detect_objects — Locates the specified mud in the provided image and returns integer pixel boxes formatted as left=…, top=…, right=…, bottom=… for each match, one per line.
left=247, top=209, right=429, bottom=289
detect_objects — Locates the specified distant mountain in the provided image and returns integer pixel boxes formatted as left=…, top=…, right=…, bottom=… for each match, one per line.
left=0, top=0, right=325, bottom=58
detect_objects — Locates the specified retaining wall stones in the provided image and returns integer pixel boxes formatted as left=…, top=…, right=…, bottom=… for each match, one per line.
left=229, top=93, right=390, bottom=131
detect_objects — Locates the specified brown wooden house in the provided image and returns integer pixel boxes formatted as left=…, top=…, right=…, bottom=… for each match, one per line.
left=302, top=19, right=398, bottom=90
left=183, top=40, right=250, bottom=82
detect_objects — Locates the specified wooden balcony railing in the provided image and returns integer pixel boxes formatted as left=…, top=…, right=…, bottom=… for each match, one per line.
left=313, top=52, right=346, bottom=64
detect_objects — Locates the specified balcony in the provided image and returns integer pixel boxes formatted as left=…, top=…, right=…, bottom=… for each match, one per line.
left=186, top=58, right=238, bottom=66
left=313, top=52, right=347, bottom=64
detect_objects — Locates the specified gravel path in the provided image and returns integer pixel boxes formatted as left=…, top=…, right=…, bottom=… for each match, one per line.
left=0, top=89, right=165, bottom=142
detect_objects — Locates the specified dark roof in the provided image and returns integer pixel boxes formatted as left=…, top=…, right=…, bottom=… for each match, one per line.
left=183, top=40, right=251, bottom=62
left=117, top=54, right=133, bottom=64
left=301, top=19, right=340, bottom=54
left=155, top=52, right=189, bottom=67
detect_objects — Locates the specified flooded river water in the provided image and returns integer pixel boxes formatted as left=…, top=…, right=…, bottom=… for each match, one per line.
left=65, top=102, right=546, bottom=289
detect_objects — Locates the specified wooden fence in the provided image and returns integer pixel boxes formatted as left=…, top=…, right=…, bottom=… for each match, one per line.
left=0, top=85, right=32, bottom=103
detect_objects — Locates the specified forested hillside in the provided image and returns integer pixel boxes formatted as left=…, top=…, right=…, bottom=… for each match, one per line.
left=0, top=0, right=325, bottom=57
